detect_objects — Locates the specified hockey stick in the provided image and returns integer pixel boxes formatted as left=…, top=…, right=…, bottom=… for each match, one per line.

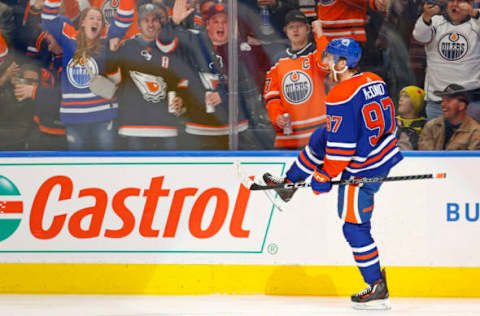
left=233, top=161, right=286, bottom=211
left=233, top=161, right=446, bottom=191
left=247, top=173, right=446, bottom=191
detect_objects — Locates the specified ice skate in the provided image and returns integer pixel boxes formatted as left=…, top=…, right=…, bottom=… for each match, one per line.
left=351, top=269, right=391, bottom=310
left=262, top=172, right=298, bottom=202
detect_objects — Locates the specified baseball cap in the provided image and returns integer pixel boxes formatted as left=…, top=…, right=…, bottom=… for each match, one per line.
left=284, top=9, right=308, bottom=26
left=400, top=86, right=425, bottom=115
left=205, top=3, right=227, bottom=21
left=433, top=84, right=470, bottom=103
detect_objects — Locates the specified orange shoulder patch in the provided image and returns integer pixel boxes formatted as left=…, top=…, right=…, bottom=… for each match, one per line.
left=62, top=23, right=78, bottom=39
left=363, top=72, right=384, bottom=83
left=326, top=77, right=362, bottom=104
left=326, top=73, right=385, bottom=104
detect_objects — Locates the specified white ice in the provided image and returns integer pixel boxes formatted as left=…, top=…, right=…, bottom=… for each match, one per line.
left=0, top=295, right=479, bottom=316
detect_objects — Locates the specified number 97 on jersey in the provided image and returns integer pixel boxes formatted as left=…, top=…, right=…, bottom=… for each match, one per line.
left=326, top=115, right=343, bottom=133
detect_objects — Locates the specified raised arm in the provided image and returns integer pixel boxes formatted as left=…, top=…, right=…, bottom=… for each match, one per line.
left=412, top=2, right=442, bottom=44
left=312, top=20, right=330, bottom=73
left=41, top=0, right=74, bottom=46
left=107, top=0, right=135, bottom=40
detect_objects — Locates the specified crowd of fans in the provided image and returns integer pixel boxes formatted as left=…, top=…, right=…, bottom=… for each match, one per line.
left=0, top=0, right=479, bottom=151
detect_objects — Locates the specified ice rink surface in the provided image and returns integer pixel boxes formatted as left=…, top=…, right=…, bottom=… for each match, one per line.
left=1, top=295, right=479, bottom=316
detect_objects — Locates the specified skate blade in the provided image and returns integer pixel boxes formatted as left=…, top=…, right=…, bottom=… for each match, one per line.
left=351, top=298, right=391, bottom=310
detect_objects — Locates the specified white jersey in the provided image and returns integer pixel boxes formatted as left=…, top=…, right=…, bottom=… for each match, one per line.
left=412, top=14, right=480, bottom=102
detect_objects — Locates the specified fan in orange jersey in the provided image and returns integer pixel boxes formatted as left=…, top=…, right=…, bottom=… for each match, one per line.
left=264, top=9, right=329, bottom=149
left=316, top=0, right=388, bottom=43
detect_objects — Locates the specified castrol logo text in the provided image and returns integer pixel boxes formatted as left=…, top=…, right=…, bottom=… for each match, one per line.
left=0, top=162, right=279, bottom=253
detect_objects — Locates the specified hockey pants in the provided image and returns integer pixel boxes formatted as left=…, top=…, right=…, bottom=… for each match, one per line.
left=338, top=170, right=389, bottom=285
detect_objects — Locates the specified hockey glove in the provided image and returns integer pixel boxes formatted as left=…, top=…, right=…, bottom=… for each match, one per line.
left=311, top=168, right=332, bottom=195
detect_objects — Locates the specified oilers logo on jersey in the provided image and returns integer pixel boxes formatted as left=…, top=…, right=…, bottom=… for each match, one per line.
left=130, top=70, right=167, bottom=103
left=101, top=0, right=120, bottom=26
left=438, top=32, right=468, bottom=61
left=281, top=70, right=313, bottom=104
left=66, top=57, right=99, bottom=89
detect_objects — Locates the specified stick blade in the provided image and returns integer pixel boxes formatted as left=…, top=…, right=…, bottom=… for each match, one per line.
left=435, top=173, right=447, bottom=179
left=232, top=162, right=285, bottom=211
left=233, top=161, right=254, bottom=189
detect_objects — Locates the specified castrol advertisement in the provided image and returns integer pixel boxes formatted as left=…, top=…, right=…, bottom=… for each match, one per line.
left=0, top=153, right=478, bottom=266
left=0, top=157, right=285, bottom=254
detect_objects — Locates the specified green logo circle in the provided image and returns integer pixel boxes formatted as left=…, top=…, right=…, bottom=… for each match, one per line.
left=0, top=176, right=23, bottom=242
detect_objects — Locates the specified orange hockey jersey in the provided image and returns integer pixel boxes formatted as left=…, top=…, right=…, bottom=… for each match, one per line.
left=316, top=0, right=379, bottom=42
left=264, top=35, right=329, bottom=149
left=0, top=31, right=7, bottom=66
left=89, top=0, right=139, bottom=40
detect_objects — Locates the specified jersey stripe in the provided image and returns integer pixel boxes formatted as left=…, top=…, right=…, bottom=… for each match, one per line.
left=60, top=103, right=118, bottom=113
left=119, top=126, right=178, bottom=137
left=186, top=121, right=248, bottom=136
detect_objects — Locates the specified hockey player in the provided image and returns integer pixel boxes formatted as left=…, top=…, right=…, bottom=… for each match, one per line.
left=263, top=34, right=403, bottom=310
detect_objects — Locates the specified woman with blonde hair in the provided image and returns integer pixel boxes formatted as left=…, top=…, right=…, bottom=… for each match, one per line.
left=41, top=0, right=134, bottom=150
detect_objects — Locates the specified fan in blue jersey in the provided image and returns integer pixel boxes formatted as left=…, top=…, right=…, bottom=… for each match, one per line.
left=40, top=0, right=134, bottom=150
left=263, top=32, right=403, bottom=310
